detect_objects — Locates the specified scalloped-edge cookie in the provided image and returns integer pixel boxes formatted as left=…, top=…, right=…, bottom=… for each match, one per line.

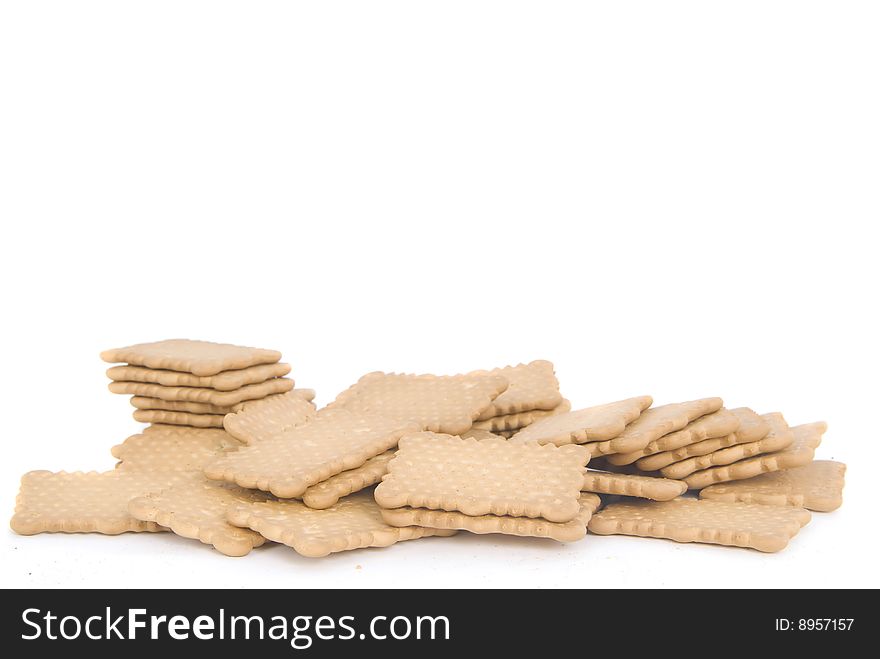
left=472, top=399, right=571, bottom=432
left=302, top=451, right=396, bottom=509
left=684, top=421, right=826, bottom=490
left=109, top=377, right=294, bottom=407
left=222, top=390, right=317, bottom=444
left=133, top=408, right=225, bottom=428
left=205, top=409, right=419, bottom=498
left=632, top=407, right=770, bottom=471
left=381, top=493, right=602, bottom=542
left=509, top=396, right=653, bottom=447
left=460, top=428, right=506, bottom=440
left=700, top=460, right=846, bottom=512
left=111, top=426, right=242, bottom=471
left=608, top=407, right=745, bottom=466
left=130, top=396, right=235, bottom=415
left=374, top=432, right=589, bottom=523
left=10, top=469, right=201, bottom=535
left=582, top=470, right=686, bottom=501
left=329, top=371, right=509, bottom=435
left=101, top=339, right=282, bottom=376
left=660, top=412, right=794, bottom=479
left=107, top=362, right=292, bottom=391
left=588, top=498, right=811, bottom=552
left=128, top=479, right=269, bottom=557
left=470, top=360, right=562, bottom=419
left=226, top=491, right=456, bottom=558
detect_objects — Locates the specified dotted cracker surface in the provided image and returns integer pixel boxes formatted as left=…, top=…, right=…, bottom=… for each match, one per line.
left=128, top=479, right=268, bottom=556
left=472, top=399, right=571, bottom=432
left=111, top=426, right=242, bottom=471
left=130, top=397, right=235, bottom=415
left=588, top=498, right=811, bottom=552
left=226, top=490, right=456, bottom=558
left=374, top=432, right=589, bottom=523
left=684, top=421, right=826, bottom=490
left=223, top=390, right=317, bottom=444
left=591, top=398, right=724, bottom=456
left=471, top=361, right=562, bottom=420
left=107, top=362, right=291, bottom=391
left=205, top=409, right=419, bottom=498
left=133, top=409, right=225, bottom=428
left=303, top=451, right=396, bottom=509
left=509, top=396, right=653, bottom=446
left=101, top=339, right=281, bottom=376
left=700, top=460, right=846, bottom=512
left=609, top=407, right=744, bottom=466
left=582, top=470, right=687, bottom=501
left=329, top=371, right=509, bottom=435
left=108, top=377, right=294, bottom=407
left=661, top=413, right=794, bottom=479
left=381, top=493, right=602, bottom=542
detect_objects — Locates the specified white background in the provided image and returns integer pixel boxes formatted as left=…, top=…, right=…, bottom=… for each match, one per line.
left=1, top=1, right=878, bottom=589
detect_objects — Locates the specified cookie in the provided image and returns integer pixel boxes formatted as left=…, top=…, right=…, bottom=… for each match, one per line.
left=108, top=377, right=294, bottom=407
left=302, top=451, right=396, bottom=509
left=107, top=362, right=291, bottom=391
left=471, top=361, right=562, bottom=419
left=472, top=399, right=571, bottom=432
left=581, top=471, right=687, bottom=501
left=101, top=339, right=281, bottom=376
left=133, top=409, right=225, bottom=428
left=130, top=397, right=235, bottom=415
left=222, top=390, right=317, bottom=444
left=111, top=426, right=241, bottom=471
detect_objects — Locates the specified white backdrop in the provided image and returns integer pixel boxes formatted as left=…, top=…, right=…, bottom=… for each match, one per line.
left=1, top=1, right=877, bottom=588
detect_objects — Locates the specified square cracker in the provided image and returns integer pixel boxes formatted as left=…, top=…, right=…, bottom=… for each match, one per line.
left=128, top=479, right=269, bottom=557
left=101, top=339, right=281, bottom=376
left=133, top=409, right=225, bottom=428
left=509, top=396, right=653, bottom=447
left=581, top=471, right=686, bottom=501
left=111, top=426, right=242, bottom=471
left=684, top=421, right=826, bottom=490
left=107, top=362, right=291, bottom=391
left=10, top=469, right=201, bottom=535
left=381, top=493, right=602, bottom=542
left=226, top=491, right=456, bottom=558
left=204, top=409, right=419, bottom=498
left=302, top=451, right=396, bottom=509
left=374, top=432, right=589, bottom=523
left=660, top=412, right=794, bottom=479
left=590, top=398, right=724, bottom=456
left=222, top=390, right=317, bottom=444
left=472, top=399, right=571, bottom=433
left=632, top=407, right=770, bottom=471
left=587, top=498, right=811, bottom=552
left=700, top=460, right=846, bottom=512
left=130, top=397, right=235, bottom=415
left=471, top=360, right=562, bottom=420
left=329, top=371, right=508, bottom=435
left=608, top=407, right=744, bottom=466
left=108, top=377, right=294, bottom=407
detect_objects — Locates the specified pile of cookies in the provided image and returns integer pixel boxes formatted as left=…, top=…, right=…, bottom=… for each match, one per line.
left=102, top=339, right=299, bottom=429
left=10, top=339, right=846, bottom=558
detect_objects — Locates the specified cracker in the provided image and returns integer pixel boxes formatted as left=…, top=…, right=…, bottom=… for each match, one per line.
left=111, top=426, right=241, bottom=471
left=509, top=396, right=653, bottom=446
left=381, top=493, right=602, bottom=542
left=632, top=407, right=770, bottom=471
left=128, top=479, right=269, bottom=557
left=660, top=412, right=794, bottom=479
left=226, top=491, right=456, bottom=558
left=587, top=498, right=811, bottom=552
left=10, top=469, right=200, bottom=535
left=108, top=377, right=294, bottom=407
left=472, top=399, right=571, bottom=433
left=374, top=432, right=589, bottom=523
left=133, top=409, right=225, bottom=428
left=222, top=390, right=317, bottom=444
left=581, top=470, right=687, bottom=501
left=700, top=460, right=846, bottom=512
left=130, top=397, right=235, bottom=415
left=608, top=407, right=743, bottom=466
left=101, top=338, right=281, bottom=376
left=302, top=451, right=396, bottom=509
left=684, top=421, right=826, bottom=490
left=460, top=428, right=506, bottom=440
left=204, top=409, right=419, bottom=498
left=107, top=362, right=292, bottom=391
left=471, top=360, right=562, bottom=419
left=496, top=429, right=518, bottom=439
left=329, top=371, right=509, bottom=435
left=591, top=398, right=724, bottom=456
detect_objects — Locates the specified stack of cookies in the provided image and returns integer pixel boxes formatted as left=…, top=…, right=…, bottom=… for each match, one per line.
left=102, top=339, right=298, bottom=429
left=10, top=343, right=847, bottom=558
